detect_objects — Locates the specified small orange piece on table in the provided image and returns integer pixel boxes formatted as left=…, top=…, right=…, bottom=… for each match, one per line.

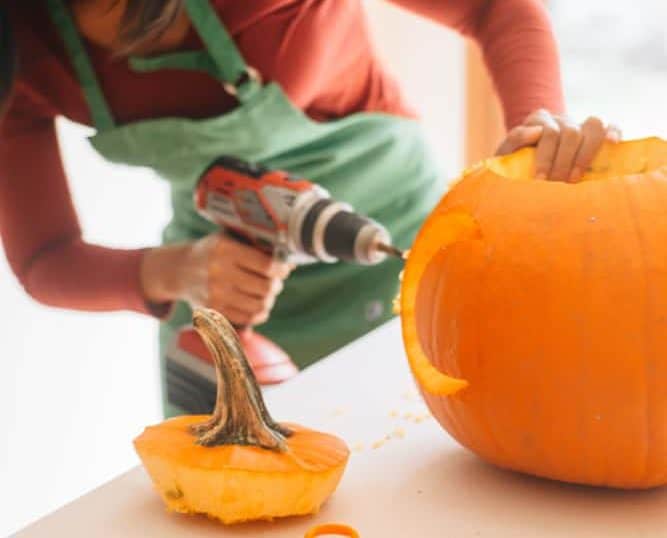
left=305, top=522, right=360, bottom=537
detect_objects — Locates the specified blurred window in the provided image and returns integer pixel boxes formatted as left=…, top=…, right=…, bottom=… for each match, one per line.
left=550, top=0, right=667, bottom=139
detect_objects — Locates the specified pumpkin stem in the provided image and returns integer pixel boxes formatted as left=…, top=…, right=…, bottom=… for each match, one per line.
left=190, top=308, right=292, bottom=451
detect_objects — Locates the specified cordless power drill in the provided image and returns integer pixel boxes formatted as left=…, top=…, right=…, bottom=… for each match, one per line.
left=165, top=156, right=403, bottom=413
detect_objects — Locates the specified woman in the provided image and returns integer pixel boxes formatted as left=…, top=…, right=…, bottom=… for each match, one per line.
left=0, top=0, right=616, bottom=417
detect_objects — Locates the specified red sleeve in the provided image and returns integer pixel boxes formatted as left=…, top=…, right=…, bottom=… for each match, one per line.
left=388, top=0, right=565, bottom=129
left=0, top=84, right=170, bottom=317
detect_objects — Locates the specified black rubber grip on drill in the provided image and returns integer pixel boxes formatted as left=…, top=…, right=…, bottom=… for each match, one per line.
left=323, top=211, right=370, bottom=261
left=301, top=199, right=334, bottom=257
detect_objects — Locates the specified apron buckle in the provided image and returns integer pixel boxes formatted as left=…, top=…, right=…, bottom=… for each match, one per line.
left=222, top=66, right=262, bottom=97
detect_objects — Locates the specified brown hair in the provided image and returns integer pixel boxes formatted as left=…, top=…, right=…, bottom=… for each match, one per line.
left=0, top=5, right=16, bottom=117
left=0, top=1, right=185, bottom=113
left=116, top=0, right=185, bottom=55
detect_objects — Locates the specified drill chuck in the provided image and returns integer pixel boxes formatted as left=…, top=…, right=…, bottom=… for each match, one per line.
left=288, top=190, right=394, bottom=265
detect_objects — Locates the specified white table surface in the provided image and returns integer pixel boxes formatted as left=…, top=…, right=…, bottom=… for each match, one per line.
left=13, top=320, right=667, bottom=537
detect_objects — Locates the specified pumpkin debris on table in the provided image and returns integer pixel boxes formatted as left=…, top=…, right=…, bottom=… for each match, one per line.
left=391, top=428, right=406, bottom=439
left=305, top=523, right=360, bottom=538
left=371, top=439, right=386, bottom=450
left=400, top=138, right=667, bottom=489
left=134, top=309, right=349, bottom=524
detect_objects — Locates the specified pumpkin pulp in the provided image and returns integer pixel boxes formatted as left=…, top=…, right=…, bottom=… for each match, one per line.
left=399, top=212, right=478, bottom=395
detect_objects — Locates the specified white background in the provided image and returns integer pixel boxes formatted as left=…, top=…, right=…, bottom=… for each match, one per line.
left=0, top=3, right=464, bottom=536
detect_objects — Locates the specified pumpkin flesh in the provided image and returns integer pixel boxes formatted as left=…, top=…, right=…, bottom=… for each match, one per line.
left=135, top=418, right=348, bottom=523
left=134, top=309, right=349, bottom=523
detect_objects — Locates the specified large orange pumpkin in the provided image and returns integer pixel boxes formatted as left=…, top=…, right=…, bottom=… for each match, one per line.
left=400, top=138, right=667, bottom=489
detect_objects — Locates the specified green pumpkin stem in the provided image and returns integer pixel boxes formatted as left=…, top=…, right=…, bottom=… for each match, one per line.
left=189, top=308, right=292, bottom=451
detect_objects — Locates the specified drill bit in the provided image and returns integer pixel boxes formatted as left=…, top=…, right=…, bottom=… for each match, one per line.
left=375, top=242, right=406, bottom=260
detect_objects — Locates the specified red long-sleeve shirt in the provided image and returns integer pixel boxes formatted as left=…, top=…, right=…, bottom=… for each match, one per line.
left=0, top=0, right=563, bottom=316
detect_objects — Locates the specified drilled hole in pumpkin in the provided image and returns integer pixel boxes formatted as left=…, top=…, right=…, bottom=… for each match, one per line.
left=487, top=138, right=667, bottom=182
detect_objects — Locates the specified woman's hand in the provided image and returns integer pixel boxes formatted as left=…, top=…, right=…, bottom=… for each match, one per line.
left=141, top=235, right=292, bottom=325
left=496, top=109, right=621, bottom=182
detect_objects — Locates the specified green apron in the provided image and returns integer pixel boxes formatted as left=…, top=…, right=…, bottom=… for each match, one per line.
left=47, top=0, right=444, bottom=417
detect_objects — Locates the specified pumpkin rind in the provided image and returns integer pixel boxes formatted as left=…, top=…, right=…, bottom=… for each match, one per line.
left=402, top=138, right=667, bottom=489
left=134, top=417, right=348, bottom=523
left=134, top=309, right=349, bottom=523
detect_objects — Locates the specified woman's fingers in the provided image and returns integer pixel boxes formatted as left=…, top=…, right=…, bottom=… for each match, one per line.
left=215, top=239, right=270, bottom=274
left=211, top=238, right=291, bottom=280
left=212, top=305, right=267, bottom=327
left=180, top=234, right=291, bottom=327
left=208, top=286, right=275, bottom=326
left=219, top=265, right=283, bottom=298
left=570, top=116, right=607, bottom=181
left=205, top=238, right=291, bottom=327
left=210, top=270, right=281, bottom=305
left=529, top=112, right=561, bottom=179
left=210, top=304, right=269, bottom=327
left=208, top=264, right=284, bottom=326
left=549, top=118, right=583, bottom=182
left=238, top=252, right=291, bottom=279
left=223, top=240, right=291, bottom=279
left=496, top=125, right=543, bottom=155
left=499, top=109, right=619, bottom=182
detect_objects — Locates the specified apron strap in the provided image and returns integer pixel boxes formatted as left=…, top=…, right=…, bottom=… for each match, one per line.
left=46, top=0, right=116, bottom=131
left=183, top=0, right=262, bottom=103
left=129, top=50, right=219, bottom=79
